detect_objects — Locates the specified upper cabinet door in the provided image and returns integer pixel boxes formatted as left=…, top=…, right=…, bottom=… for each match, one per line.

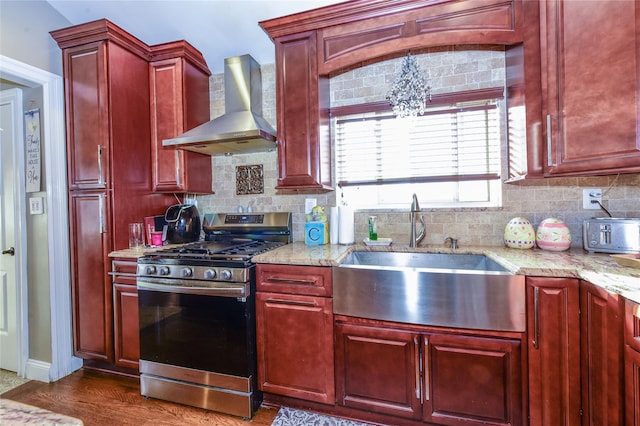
left=274, top=31, right=333, bottom=192
left=64, top=42, right=110, bottom=190
left=150, top=51, right=213, bottom=194
left=150, top=58, right=185, bottom=192
left=541, top=0, right=640, bottom=176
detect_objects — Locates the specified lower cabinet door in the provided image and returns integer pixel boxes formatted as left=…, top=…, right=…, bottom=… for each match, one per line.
left=335, top=322, right=422, bottom=420
left=113, top=283, right=139, bottom=370
left=580, top=280, right=624, bottom=426
left=423, top=333, right=523, bottom=426
left=626, top=299, right=640, bottom=426
left=626, top=345, right=640, bottom=426
left=527, top=277, right=581, bottom=426
left=69, top=191, right=112, bottom=362
left=256, top=292, right=334, bottom=404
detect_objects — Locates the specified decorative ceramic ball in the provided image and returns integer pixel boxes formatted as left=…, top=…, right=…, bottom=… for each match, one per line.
left=536, top=218, right=571, bottom=251
left=504, top=217, right=536, bottom=249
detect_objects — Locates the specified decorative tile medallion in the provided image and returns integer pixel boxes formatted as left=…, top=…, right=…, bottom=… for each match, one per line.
left=236, top=164, right=264, bottom=195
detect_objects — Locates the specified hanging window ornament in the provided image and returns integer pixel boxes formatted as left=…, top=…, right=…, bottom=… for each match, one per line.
left=386, top=52, right=432, bottom=118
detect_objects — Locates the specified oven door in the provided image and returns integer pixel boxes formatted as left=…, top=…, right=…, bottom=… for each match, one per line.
left=137, top=279, right=256, bottom=378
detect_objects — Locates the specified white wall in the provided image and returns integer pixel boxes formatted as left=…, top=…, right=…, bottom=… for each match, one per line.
left=0, top=0, right=71, bottom=365
left=0, top=0, right=70, bottom=76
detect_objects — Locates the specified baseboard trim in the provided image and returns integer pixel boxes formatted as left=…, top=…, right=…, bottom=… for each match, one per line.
left=25, top=359, right=52, bottom=383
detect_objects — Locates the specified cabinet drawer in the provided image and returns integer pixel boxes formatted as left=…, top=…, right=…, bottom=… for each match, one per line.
left=626, top=299, right=640, bottom=353
left=112, top=259, right=138, bottom=285
left=256, top=264, right=332, bottom=296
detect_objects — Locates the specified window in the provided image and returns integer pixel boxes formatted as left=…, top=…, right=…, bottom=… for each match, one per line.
left=333, top=89, right=504, bottom=209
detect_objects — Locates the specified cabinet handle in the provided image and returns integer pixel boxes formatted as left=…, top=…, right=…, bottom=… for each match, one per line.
left=266, top=276, right=316, bottom=285
left=533, top=286, right=540, bottom=349
left=107, top=272, right=138, bottom=278
left=174, top=150, right=181, bottom=186
left=423, top=337, right=430, bottom=401
left=414, top=337, right=422, bottom=401
left=546, top=114, right=555, bottom=167
left=98, top=194, right=106, bottom=234
left=265, top=298, right=317, bottom=307
left=97, top=145, right=104, bottom=185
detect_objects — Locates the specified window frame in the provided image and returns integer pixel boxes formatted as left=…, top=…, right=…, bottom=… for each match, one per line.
left=331, top=87, right=505, bottom=209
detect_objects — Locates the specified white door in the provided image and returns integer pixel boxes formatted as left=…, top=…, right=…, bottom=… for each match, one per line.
left=0, top=88, right=22, bottom=371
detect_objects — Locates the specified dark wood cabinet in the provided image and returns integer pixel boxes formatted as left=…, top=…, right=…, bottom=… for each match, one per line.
left=62, top=42, right=110, bottom=190
left=51, top=19, right=175, bottom=366
left=68, top=191, right=112, bottom=361
left=424, top=332, right=522, bottom=426
left=260, top=0, right=524, bottom=192
left=526, top=277, right=581, bottom=426
left=112, top=259, right=139, bottom=370
left=580, top=280, right=624, bottom=426
left=539, top=0, right=640, bottom=176
left=625, top=299, right=640, bottom=426
left=149, top=43, right=212, bottom=194
left=256, top=264, right=334, bottom=404
left=272, top=32, right=332, bottom=191
left=335, top=318, right=524, bottom=426
left=335, top=322, right=421, bottom=420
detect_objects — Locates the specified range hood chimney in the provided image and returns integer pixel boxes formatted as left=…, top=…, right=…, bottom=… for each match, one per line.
left=163, top=54, right=277, bottom=156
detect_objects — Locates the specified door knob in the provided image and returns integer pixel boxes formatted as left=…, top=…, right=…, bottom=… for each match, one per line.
left=2, top=247, right=15, bottom=256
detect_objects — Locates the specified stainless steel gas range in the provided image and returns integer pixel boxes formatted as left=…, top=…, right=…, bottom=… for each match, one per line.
left=136, top=212, right=291, bottom=419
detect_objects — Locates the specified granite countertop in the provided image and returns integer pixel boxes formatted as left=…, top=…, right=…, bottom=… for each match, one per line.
left=108, top=244, right=186, bottom=259
left=252, top=242, right=640, bottom=304
left=108, top=241, right=640, bottom=303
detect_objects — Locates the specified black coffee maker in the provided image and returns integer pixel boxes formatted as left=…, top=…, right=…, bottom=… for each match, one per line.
left=164, top=204, right=201, bottom=243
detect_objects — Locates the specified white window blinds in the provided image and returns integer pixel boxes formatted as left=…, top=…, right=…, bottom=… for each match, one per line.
left=335, top=99, right=501, bottom=188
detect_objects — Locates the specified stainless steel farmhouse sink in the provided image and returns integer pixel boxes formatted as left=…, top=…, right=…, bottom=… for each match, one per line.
left=340, top=251, right=512, bottom=272
left=333, top=251, right=525, bottom=332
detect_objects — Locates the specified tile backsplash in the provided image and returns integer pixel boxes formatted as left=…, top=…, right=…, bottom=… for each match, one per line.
left=197, top=50, right=639, bottom=248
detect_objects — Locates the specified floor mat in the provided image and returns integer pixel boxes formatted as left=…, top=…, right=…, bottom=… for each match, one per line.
left=271, top=407, right=376, bottom=426
left=0, top=369, right=30, bottom=395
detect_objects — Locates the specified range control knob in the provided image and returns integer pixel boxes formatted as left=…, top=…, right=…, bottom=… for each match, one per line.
left=144, top=265, right=157, bottom=275
left=204, top=269, right=217, bottom=280
left=220, top=269, right=233, bottom=281
left=181, top=268, right=193, bottom=278
left=158, top=266, right=170, bottom=276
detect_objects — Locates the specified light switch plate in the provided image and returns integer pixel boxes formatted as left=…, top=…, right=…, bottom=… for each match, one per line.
left=305, top=198, right=317, bottom=214
left=29, top=197, right=44, bottom=215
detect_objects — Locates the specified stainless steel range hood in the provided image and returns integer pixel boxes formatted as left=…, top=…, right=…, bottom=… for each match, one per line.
left=163, top=54, right=276, bottom=156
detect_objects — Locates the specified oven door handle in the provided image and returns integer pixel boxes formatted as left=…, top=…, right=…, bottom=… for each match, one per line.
left=136, top=280, right=248, bottom=297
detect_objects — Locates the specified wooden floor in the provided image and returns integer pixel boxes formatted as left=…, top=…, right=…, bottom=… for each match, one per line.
left=1, top=369, right=279, bottom=425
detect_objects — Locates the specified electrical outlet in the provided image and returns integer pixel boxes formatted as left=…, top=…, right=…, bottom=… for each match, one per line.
left=184, top=197, right=197, bottom=207
left=582, top=188, right=602, bottom=210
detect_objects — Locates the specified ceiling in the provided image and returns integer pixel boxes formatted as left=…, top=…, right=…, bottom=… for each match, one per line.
left=45, top=0, right=345, bottom=73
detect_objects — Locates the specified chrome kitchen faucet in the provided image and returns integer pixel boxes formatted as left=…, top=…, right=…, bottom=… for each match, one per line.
left=410, top=193, right=426, bottom=248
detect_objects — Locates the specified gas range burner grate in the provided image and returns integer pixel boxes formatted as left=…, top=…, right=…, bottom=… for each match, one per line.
left=152, top=239, right=285, bottom=262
